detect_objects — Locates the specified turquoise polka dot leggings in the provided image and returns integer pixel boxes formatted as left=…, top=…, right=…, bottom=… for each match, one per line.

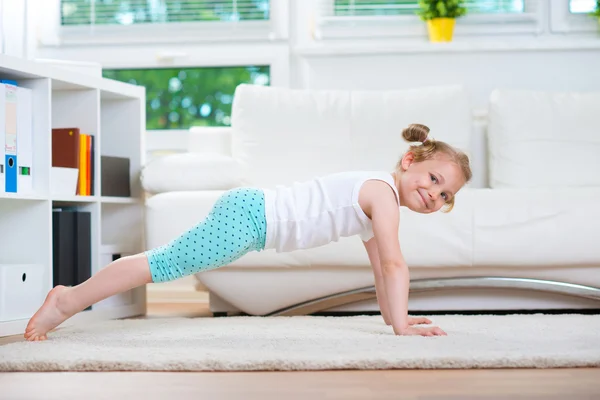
left=145, top=188, right=267, bottom=283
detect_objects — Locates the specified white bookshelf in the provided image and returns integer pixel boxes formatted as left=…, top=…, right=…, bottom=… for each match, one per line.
left=0, top=54, right=146, bottom=337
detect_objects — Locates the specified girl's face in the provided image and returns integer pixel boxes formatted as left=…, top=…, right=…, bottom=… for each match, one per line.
left=397, top=152, right=466, bottom=214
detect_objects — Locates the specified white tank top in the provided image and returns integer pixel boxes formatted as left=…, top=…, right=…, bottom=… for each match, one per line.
left=262, top=171, right=400, bottom=252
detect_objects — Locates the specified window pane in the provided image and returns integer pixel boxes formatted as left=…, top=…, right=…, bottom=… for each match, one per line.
left=334, top=0, right=420, bottom=16
left=333, top=0, right=525, bottom=16
left=103, top=66, right=270, bottom=129
left=61, top=0, right=270, bottom=26
left=465, top=0, right=524, bottom=14
left=569, top=0, right=597, bottom=13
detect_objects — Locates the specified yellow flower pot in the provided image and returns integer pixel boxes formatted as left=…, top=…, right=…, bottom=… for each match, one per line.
left=426, top=18, right=456, bottom=42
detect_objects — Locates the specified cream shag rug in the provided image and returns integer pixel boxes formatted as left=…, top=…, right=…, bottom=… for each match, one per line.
left=1, top=314, right=599, bottom=372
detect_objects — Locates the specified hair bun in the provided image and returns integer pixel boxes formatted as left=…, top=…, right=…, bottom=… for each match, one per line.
left=402, top=123, right=430, bottom=143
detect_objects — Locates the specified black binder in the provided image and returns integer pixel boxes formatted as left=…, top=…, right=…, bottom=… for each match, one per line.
left=75, top=211, right=91, bottom=285
left=52, top=210, right=92, bottom=299
left=52, top=210, right=77, bottom=287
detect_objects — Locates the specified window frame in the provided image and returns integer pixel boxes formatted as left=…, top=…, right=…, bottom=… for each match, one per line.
left=314, top=0, right=545, bottom=40
left=41, top=0, right=288, bottom=46
left=550, top=0, right=599, bottom=33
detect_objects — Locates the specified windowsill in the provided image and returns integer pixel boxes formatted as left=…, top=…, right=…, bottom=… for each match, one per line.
left=48, top=34, right=285, bottom=47
left=42, top=21, right=285, bottom=47
left=294, top=35, right=600, bottom=56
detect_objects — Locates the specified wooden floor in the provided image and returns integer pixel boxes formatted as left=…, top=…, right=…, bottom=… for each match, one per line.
left=1, top=302, right=599, bottom=400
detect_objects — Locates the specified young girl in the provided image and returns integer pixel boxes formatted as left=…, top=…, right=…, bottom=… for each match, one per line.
left=25, top=123, right=472, bottom=341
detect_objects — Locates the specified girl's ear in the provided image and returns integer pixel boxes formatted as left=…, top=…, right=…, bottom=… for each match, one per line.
left=400, top=151, right=415, bottom=171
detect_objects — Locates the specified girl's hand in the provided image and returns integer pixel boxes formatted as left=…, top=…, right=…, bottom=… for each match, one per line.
left=395, top=326, right=447, bottom=337
left=408, top=316, right=432, bottom=326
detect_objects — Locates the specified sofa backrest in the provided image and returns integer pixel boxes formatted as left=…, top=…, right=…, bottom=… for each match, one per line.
left=230, top=84, right=473, bottom=189
left=488, top=89, right=600, bottom=188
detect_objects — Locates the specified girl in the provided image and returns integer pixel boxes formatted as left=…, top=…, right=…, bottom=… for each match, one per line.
left=25, top=123, right=472, bottom=341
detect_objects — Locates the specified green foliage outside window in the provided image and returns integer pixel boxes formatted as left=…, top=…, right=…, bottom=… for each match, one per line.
left=589, top=0, right=600, bottom=17
left=103, top=66, right=270, bottom=129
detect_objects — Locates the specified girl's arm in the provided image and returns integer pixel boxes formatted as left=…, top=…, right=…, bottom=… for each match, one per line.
left=363, top=238, right=433, bottom=327
left=363, top=238, right=392, bottom=325
left=360, top=181, right=446, bottom=337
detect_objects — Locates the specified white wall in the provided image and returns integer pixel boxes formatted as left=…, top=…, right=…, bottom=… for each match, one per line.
left=0, top=0, right=28, bottom=58
left=294, top=48, right=600, bottom=109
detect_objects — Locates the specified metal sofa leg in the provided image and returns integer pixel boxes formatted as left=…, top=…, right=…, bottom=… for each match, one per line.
left=265, top=276, right=600, bottom=317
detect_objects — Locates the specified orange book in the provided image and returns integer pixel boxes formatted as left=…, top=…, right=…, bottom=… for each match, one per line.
left=77, top=134, right=85, bottom=195
left=86, top=135, right=91, bottom=196
left=78, top=134, right=89, bottom=196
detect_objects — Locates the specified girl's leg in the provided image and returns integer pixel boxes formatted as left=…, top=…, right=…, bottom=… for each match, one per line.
left=25, top=253, right=152, bottom=341
left=146, top=187, right=267, bottom=283
left=25, top=187, right=266, bottom=341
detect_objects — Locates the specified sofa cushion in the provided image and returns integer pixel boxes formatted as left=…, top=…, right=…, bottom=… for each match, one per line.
left=231, top=84, right=472, bottom=188
left=488, top=89, right=600, bottom=188
left=472, top=187, right=600, bottom=267
left=141, top=153, right=243, bottom=194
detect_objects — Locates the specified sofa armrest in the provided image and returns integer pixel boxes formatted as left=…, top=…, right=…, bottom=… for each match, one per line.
left=141, top=153, right=243, bottom=194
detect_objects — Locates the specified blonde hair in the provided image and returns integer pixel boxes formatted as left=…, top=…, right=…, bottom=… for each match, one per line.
left=396, top=123, right=472, bottom=212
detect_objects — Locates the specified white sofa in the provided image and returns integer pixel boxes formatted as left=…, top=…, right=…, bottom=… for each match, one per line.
left=142, top=84, right=600, bottom=316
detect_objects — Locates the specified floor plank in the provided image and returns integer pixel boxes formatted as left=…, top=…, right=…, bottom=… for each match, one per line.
left=0, top=369, right=599, bottom=400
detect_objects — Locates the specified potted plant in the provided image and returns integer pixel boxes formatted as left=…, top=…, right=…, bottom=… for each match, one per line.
left=416, top=0, right=467, bottom=42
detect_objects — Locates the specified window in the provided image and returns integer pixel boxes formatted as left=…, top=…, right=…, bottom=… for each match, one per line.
left=315, top=0, right=543, bottom=40
left=53, top=0, right=283, bottom=45
left=61, top=0, right=270, bottom=26
left=103, top=66, right=270, bottom=129
left=550, top=0, right=598, bottom=33
left=569, top=0, right=597, bottom=13
left=332, top=0, right=525, bottom=16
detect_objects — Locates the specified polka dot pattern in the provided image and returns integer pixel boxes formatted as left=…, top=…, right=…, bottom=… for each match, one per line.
left=145, top=188, right=267, bottom=283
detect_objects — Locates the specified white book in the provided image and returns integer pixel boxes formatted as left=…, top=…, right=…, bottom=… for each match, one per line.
left=16, top=86, right=32, bottom=194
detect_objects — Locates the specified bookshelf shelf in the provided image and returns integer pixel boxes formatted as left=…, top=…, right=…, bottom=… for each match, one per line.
left=100, top=196, right=140, bottom=204
left=0, top=193, right=47, bottom=201
left=52, top=195, right=98, bottom=203
left=0, top=54, right=147, bottom=337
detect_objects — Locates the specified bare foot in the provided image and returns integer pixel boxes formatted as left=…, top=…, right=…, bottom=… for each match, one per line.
left=24, top=286, right=74, bottom=341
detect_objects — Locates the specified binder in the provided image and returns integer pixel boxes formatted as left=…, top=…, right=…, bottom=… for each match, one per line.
left=52, top=210, right=77, bottom=287
left=52, top=209, right=92, bottom=297
left=74, top=211, right=92, bottom=310
left=17, top=86, right=33, bottom=194
left=3, top=82, right=17, bottom=193
left=75, top=211, right=91, bottom=286
left=0, top=84, right=5, bottom=194
left=4, top=154, right=16, bottom=192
